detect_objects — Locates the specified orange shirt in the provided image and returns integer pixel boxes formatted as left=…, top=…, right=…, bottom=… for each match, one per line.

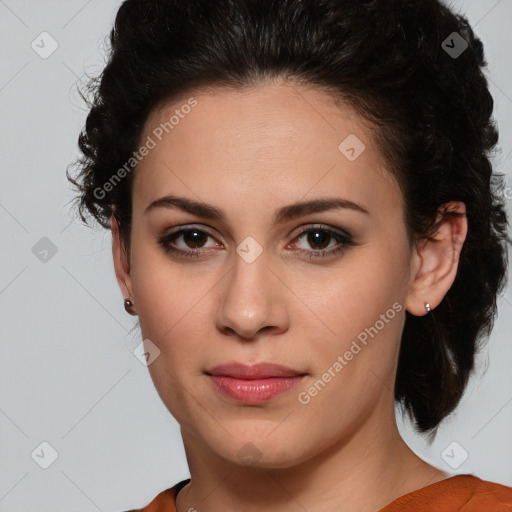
left=125, top=474, right=512, bottom=511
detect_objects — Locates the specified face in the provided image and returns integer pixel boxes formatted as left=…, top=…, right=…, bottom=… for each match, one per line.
left=117, top=82, right=418, bottom=469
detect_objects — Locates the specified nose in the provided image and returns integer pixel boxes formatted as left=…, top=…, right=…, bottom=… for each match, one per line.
left=215, top=249, right=289, bottom=341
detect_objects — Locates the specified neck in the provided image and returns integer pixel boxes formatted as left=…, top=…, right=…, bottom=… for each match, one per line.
left=176, top=405, right=449, bottom=512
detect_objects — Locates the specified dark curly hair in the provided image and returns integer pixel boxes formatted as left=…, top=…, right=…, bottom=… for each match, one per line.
left=66, top=0, right=510, bottom=434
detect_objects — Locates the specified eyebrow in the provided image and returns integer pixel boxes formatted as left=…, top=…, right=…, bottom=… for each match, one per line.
left=144, top=194, right=369, bottom=223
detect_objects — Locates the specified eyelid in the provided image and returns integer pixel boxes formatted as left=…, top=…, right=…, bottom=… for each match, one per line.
left=159, top=223, right=218, bottom=238
left=289, top=223, right=353, bottom=242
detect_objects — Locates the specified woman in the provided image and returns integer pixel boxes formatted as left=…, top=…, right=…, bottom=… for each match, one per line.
left=67, top=0, right=512, bottom=510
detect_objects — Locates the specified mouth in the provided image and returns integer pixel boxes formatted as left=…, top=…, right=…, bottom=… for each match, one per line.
left=205, top=362, right=307, bottom=404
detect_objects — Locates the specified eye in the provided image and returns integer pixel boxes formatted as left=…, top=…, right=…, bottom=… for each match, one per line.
left=157, top=224, right=356, bottom=260
left=289, top=225, right=356, bottom=259
left=158, top=226, right=219, bottom=258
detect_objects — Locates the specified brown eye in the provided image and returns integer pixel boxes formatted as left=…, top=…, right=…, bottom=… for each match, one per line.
left=157, top=224, right=356, bottom=260
left=291, top=225, right=356, bottom=260
left=304, top=230, right=332, bottom=250
left=180, top=229, right=209, bottom=249
left=158, top=227, right=219, bottom=258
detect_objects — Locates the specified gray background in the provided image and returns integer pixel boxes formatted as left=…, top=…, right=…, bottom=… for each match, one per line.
left=0, top=0, right=511, bottom=510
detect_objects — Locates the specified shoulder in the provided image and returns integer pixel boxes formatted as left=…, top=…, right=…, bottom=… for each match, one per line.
left=122, top=478, right=191, bottom=512
left=380, top=474, right=512, bottom=512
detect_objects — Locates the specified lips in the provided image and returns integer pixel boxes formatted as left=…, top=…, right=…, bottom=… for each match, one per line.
left=205, top=362, right=305, bottom=379
left=205, top=362, right=307, bottom=404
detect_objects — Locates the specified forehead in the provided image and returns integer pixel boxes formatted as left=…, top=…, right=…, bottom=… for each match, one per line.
left=132, top=83, right=403, bottom=222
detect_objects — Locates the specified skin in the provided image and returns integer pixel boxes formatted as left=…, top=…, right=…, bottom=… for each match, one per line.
left=111, top=81, right=468, bottom=512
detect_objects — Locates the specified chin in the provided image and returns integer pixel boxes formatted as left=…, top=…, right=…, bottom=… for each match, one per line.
left=208, top=428, right=314, bottom=470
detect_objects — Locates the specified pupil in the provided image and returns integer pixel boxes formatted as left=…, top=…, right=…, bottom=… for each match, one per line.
left=185, top=230, right=206, bottom=248
left=308, top=231, right=329, bottom=250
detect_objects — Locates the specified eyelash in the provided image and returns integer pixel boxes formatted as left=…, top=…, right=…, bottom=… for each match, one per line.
left=157, top=224, right=356, bottom=260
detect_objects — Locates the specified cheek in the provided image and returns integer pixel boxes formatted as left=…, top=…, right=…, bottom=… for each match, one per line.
left=295, top=294, right=404, bottom=440
left=130, top=247, right=216, bottom=386
left=304, top=252, right=404, bottom=332
left=130, top=239, right=197, bottom=334
left=297, top=251, right=407, bottom=390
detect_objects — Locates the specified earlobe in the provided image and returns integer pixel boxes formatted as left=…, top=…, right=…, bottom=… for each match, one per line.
left=111, top=214, right=135, bottom=309
left=405, top=201, right=468, bottom=316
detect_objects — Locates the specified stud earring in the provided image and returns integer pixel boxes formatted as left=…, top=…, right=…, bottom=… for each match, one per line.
left=124, top=298, right=137, bottom=315
left=425, top=302, right=431, bottom=314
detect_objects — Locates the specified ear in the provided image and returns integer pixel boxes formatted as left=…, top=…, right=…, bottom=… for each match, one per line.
left=111, top=214, right=135, bottom=305
left=405, top=201, right=468, bottom=316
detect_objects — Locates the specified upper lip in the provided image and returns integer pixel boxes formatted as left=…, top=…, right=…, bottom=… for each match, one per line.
left=206, top=362, right=306, bottom=379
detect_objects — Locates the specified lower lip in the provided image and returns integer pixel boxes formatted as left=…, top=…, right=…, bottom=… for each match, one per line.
left=208, top=375, right=306, bottom=404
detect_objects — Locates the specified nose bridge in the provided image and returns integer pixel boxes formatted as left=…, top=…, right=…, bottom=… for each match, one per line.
left=215, top=241, right=287, bottom=339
